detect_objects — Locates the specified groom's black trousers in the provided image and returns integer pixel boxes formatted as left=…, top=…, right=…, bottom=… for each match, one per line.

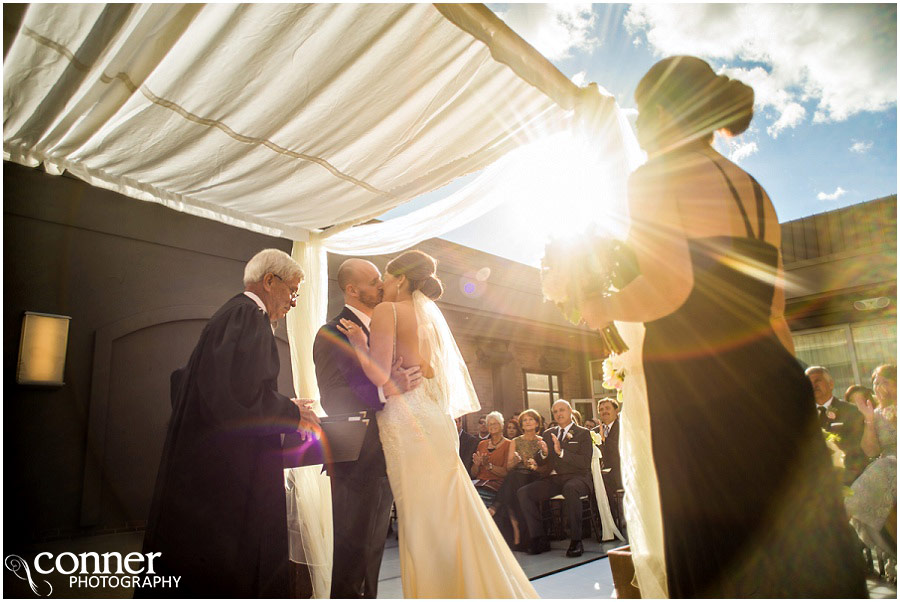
left=330, top=475, right=393, bottom=598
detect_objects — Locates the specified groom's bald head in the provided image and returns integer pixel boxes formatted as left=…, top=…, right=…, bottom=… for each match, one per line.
left=338, top=258, right=383, bottom=311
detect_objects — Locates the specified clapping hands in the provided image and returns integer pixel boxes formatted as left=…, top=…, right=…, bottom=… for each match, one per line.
left=549, top=432, right=563, bottom=455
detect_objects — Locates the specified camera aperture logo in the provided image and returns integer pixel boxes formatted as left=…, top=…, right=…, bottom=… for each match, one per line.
left=5, top=551, right=180, bottom=596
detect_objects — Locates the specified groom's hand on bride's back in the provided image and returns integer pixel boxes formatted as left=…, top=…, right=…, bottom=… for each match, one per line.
left=382, top=356, right=424, bottom=396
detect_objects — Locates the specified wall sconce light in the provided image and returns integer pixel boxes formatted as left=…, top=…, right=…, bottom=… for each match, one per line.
left=854, top=297, right=891, bottom=311
left=17, top=312, right=71, bottom=386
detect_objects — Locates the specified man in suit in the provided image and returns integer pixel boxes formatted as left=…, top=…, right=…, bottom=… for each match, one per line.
left=592, top=397, right=622, bottom=526
left=313, top=258, right=422, bottom=598
left=806, top=365, right=868, bottom=485
left=517, top=399, right=594, bottom=558
left=143, top=249, right=319, bottom=598
left=456, top=415, right=479, bottom=473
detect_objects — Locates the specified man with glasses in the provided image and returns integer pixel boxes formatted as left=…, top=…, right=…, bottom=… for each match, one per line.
left=142, top=248, right=319, bottom=598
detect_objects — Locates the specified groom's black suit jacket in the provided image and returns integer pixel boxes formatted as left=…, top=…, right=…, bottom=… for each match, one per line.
left=313, top=306, right=387, bottom=479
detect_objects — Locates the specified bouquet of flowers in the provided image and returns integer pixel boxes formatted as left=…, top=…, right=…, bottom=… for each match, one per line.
left=602, top=353, right=626, bottom=403
left=541, top=226, right=639, bottom=354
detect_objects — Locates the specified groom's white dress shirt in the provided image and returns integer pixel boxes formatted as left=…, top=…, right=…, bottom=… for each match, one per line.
left=345, top=304, right=371, bottom=329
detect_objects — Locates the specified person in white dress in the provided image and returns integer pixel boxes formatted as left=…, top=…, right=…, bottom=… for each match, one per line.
left=338, top=250, right=537, bottom=599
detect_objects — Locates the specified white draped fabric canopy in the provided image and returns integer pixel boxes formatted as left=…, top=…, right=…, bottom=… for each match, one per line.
left=4, top=3, right=663, bottom=598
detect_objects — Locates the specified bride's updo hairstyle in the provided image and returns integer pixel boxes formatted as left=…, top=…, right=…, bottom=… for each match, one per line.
left=635, top=56, right=754, bottom=143
left=386, top=250, right=443, bottom=300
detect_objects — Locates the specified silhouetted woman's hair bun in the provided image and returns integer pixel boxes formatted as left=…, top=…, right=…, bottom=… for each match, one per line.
left=635, top=55, right=755, bottom=139
left=386, top=250, right=443, bottom=300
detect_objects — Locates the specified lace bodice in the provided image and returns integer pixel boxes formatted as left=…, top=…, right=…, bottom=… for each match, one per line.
left=513, top=436, right=543, bottom=463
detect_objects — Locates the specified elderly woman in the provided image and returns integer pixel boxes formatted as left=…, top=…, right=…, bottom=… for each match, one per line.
left=471, top=411, right=512, bottom=507
left=846, top=364, right=897, bottom=565
left=488, top=409, right=547, bottom=550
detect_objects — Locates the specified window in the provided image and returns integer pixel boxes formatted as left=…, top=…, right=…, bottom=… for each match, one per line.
left=524, top=371, right=562, bottom=422
left=792, top=320, right=896, bottom=396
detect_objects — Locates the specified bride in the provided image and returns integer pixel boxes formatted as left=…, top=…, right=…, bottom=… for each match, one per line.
left=337, top=250, right=537, bottom=598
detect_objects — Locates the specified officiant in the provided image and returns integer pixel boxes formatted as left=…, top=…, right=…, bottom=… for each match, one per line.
left=141, top=249, right=319, bottom=598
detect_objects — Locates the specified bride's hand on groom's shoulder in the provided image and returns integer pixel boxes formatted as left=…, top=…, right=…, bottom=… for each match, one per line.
left=383, top=356, right=423, bottom=396
left=336, top=318, right=367, bottom=349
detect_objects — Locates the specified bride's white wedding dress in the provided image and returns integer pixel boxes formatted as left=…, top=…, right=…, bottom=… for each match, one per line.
left=376, top=291, right=538, bottom=598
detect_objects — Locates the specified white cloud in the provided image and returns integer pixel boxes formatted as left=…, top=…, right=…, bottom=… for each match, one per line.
left=494, top=4, right=599, bottom=61
left=817, top=187, right=847, bottom=201
left=850, top=140, right=874, bottom=154
left=624, top=4, right=897, bottom=131
left=714, top=130, right=760, bottom=164
left=571, top=71, right=587, bottom=86
left=729, top=141, right=760, bottom=163
left=766, top=102, right=806, bottom=138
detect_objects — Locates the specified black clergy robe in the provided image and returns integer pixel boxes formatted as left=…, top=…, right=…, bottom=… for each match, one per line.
left=141, top=293, right=300, bottom=598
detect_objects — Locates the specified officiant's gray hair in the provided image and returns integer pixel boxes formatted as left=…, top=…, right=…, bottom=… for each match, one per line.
left=243, top=249, right=304, bottom=286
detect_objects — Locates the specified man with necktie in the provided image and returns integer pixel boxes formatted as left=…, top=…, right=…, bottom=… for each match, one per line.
left=805, top=365, right=868, bottom=485
left=592, top=397, right=622, bottom=527
left=517, top=399, right=594, bottom=558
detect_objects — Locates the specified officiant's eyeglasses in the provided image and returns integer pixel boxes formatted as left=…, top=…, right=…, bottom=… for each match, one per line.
left=272, top=274, right=299, bottom=301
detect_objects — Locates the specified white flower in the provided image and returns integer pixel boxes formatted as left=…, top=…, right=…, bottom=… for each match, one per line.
left=602, top=354, right=626, bottom=390
left=540, top=267, right=569, bottom=304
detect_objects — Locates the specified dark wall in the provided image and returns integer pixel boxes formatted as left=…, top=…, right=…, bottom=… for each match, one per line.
left=4, top=161, right=294, bottom=546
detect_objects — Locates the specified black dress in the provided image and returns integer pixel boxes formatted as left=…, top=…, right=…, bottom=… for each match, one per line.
left=642, top=156, right=867, bottom=597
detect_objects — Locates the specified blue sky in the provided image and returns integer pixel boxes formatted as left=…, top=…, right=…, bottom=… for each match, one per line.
left=384, top=4, right=897, bottom=266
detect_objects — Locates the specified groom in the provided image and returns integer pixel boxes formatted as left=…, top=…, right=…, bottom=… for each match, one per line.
left=313, top=258, right=422, bottom=598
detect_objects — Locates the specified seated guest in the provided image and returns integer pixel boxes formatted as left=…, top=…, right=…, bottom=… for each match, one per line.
left=517, top=399, right=593, bottom=558
left=477, top=415, right=490, bottom=440
left=583, top=419, right=598, bottom=431
left=456, top=415, right=479, bottom=474
left=572, top=409, right=583, bottom=426
left=806, top=365, right=868, bottom=485
left=471, top=411, right=511, bottom=507
left=505, top=418, right=522, bottom=439
left=846, top=365, right=897, bottom=560
left=592, top=398, right=622, bottom=525
left=491, top=409, right=547, bottom=550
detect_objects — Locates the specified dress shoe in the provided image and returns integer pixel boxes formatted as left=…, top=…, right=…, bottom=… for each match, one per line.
left=566, top=539, right=584, bottom=558
left=527, top=536, right=551, bottom=555
left=510, top=541, right=529, bottom=553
